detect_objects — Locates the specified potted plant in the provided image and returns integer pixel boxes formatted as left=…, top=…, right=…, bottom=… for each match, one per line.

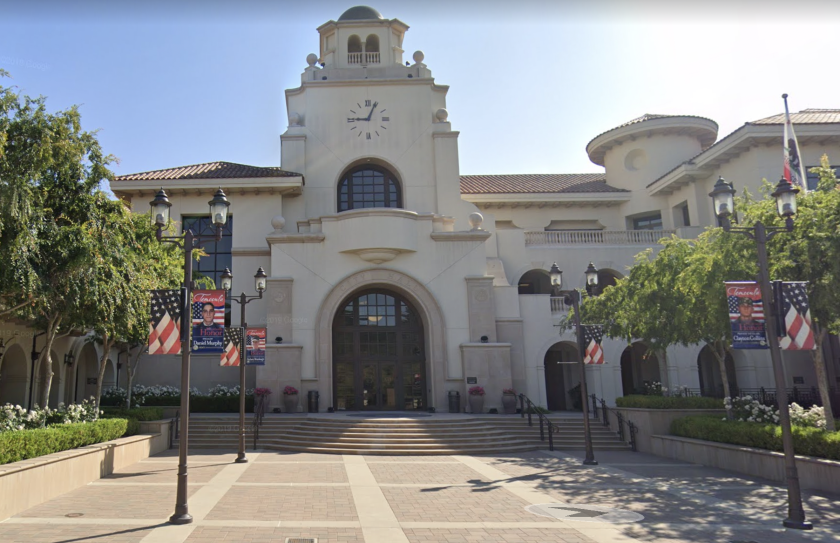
left=502, top=388, right=517, bottom=414
left=468, top=385, right=485, bottom=414
left=283, top=386, right=299, bottom=413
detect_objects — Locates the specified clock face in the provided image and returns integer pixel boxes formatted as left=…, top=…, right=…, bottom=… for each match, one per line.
left=346, top=99, right=390, bottom=140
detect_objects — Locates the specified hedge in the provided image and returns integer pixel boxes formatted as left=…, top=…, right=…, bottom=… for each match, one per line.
left=101, top=407, right=165, bottom=437
left=0, top=419, right=128, bottom=465
left=190, top=396, right=255, bottom=413
left=671, top=415, right=840, bottom=461
left=616, top=395, right=723, bottom=410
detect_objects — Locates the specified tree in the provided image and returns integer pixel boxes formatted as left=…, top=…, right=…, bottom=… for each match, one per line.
left=741, top=156, right=840, bottom=431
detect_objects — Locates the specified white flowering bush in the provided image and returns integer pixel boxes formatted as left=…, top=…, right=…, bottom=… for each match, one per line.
left=0, top=399, right=100, bottom=433
left=724, top=396, right=780, bottom=424
left=789, top=403, right=827, bottom=430
left=642, top=381, right=664, bottom=396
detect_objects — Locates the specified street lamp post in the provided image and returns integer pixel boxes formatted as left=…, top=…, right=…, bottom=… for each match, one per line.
left=220, top=266, right=267, bottom=464
left=549, top=262, right=598, bottom=466
left=710, top=175, right=812, bottom=530
left=150, top=186, right=231, bottom=525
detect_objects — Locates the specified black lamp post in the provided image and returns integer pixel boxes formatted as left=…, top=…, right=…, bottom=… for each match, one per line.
left=150, top=186, right=231, bottom=525
left=221, top=265, right=267, bottom=464
left=550, top=262, right=598, bottom=466
left=710, top=175, right=811, bottom=530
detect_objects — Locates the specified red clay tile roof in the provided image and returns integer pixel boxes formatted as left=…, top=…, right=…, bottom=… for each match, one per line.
left=113, top=161, right=300, bottom=182
left=750, top=109, right=840, bottom=125
left=459, top=173, right=627, bottom=194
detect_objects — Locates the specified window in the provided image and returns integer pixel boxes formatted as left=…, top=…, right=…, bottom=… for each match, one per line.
left=182, top=215, right=233, bottom=326
left=806, top=165, right=839, bottom=191
left=337, top=165, right=402, bottom=212
left=632, top=213, right=663, bottom=231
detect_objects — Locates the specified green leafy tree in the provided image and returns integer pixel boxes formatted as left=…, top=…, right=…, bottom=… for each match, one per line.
left=740, top=156, right=840, bottom=431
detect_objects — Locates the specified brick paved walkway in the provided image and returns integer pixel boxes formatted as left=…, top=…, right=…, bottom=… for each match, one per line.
left=1, top=448, right=838, bottom=542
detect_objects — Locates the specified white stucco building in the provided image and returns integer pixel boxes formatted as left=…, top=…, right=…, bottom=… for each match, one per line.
left=3, top=5, right=840, bottom=413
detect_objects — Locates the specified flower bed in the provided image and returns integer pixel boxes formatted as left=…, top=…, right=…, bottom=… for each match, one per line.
left=0, top=418, right=128, bottom=465
left=670, top=415, right=840, bottom=461
left=616, top=395, right=723, bottom=409
left=101, top=385, right=256, bottom=412
left=1, top=400, right=100, bottom=432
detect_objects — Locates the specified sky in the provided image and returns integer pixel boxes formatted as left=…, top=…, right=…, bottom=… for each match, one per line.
left=2, top=0, right=839, bottom=196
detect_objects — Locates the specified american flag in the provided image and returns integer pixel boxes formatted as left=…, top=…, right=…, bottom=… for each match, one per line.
left=582, top=325, right=605, bottom=365
left=192, top=300, right=225, bottom=326
left=221, top=327, right=242, bottom=366
left=778, top=282, right=815, bottom=350
left=148, top=290, right=181, bottom=355
left=728, top=296, right=764, bottom=321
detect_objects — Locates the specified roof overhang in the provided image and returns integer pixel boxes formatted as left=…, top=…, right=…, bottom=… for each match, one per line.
left=112, top=176, right=304, bottom=201
left=647, top=123, right=840, bottom=196
left=462, top=192, right=632, bottom=209
left=586, top=116, right=718, bottom=167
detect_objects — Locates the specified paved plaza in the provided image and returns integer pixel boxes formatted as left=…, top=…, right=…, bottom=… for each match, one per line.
left=1, top=448, right=838, bottom=543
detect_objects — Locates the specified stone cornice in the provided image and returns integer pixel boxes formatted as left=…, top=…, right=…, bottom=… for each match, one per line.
left=231, top=247, right=270, bottom=257
left=266, top=233, right=326, bottom=244
left=430, top=231, right=492, bottom=242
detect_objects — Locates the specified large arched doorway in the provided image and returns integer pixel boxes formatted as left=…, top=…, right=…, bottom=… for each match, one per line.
left=544, top=342, right=580, bottom=411
left=518, top=269, right=552, bottom=295
left=697, top=345, right=737, bottom=398
left=332, top=289, right=426, bottom=411
left=620, top=342, right=660, bottom=396
left=0, top=344, right=29, bottom=407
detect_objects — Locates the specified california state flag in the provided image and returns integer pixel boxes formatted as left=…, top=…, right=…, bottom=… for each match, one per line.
left=782, top=94, right=807, bottom=192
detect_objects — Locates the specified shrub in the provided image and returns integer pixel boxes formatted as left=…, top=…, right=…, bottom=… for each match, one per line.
left=0, top=419, right=128, bottom=465
left=670, top=415, right=840, bottom=461
left=1, top=400, right=100, bottom=432
left=616, top=395, right=723, bottom=409
left=190, top=395, right=255, bottom=413
left=100, top=407, right=165, bottom=437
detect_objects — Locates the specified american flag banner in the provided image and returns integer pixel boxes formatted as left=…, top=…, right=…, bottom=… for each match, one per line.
left=777, top=281, right=815, bottom=350
left=782, top=94, right=808, bottom=192
left=148, top=290, right=182, bottom=355
left=221, top=327, right=243, bottom=367
left=245, top=327, right=266, bottom=366
left=582, top=325, right=605, bottom=365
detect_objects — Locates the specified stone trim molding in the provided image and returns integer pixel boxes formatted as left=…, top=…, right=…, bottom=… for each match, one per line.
left=314, top=269, right=448, bottom=407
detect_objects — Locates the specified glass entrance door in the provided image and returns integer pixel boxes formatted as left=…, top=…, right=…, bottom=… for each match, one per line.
left=333, top=290, right=426, bottom=411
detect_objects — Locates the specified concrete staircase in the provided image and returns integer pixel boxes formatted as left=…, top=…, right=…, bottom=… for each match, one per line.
left=176, top=413, right=630, bottom=455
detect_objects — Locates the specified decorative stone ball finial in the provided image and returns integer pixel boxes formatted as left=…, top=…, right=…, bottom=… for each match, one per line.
left=289, top=112, right=301, bottom=127
left=271, top=214, right=286, bottom=232
left=435, top=108, right=449, bottom=123
left=306, top=53, right=318, bottom=67
left=468, top=212, right=484, bottom=231
left=413, top=50, right=425, bottom=64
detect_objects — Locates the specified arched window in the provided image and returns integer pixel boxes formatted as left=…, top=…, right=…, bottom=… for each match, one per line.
left=337, top=165, right=402, bottom=212
left=347, top=34, right=362, bottom=53
left=364, top=34, right=380, bottom=53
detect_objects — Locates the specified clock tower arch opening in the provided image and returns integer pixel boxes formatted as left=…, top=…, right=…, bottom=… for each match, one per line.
left=337, top=160, right=403, bottom=212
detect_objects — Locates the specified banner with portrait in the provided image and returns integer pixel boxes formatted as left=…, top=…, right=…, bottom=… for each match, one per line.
left=245, top=327, right=266, bottom=366
left=192, top=290, right=226, bottom=353
left=725, top=281, right=768, bottom=349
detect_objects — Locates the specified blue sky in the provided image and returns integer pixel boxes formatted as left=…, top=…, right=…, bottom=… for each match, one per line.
left=2, top=0, right=839, bottom=195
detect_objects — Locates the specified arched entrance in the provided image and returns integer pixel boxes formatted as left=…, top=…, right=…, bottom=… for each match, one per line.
left=697, top=345, right=737, bottom=398
left=333, top=289, right=426, bottom=410
left=74, top=344, right=99, bottom=403
left=543, top=342, right=580, bottom=411
left=620, top=342, right=660, bottom=395
left=0, top=344, right=29, bottom=406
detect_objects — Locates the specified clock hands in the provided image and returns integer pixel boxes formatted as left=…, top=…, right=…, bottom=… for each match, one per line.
left=365, top=101, right=378, bottom=121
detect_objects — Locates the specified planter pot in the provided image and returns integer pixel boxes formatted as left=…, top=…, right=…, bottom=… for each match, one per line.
left=468, top=394, right=484, bottom=414
left=283, top=394, right=298, bottom=413
left=502, top=394, right=517, bottom=414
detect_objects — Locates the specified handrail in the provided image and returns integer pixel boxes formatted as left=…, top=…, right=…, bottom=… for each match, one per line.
left=592, top=395, right=637, bottom=452
left=518, top=393, right=556, bottom=451
left=252, top=394, right=268, bottom=449
left=170, top=410, right=180, bottom=448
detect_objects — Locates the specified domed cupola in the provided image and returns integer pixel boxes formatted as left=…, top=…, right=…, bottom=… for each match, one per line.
left=585, top=114, right=718, bottom=189
left=315, top=6, right=411, bottom=74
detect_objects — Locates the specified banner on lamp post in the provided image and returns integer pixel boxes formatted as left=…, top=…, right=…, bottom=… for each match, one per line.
left=725, top=282, right=768, bottom=349
left=192, top=290, right=226, bottom=353
left=149, top=290, right=182, bottom=355
left=221, top=327, right=243, bottom=367
left=245, top=328, right=266, bottom=366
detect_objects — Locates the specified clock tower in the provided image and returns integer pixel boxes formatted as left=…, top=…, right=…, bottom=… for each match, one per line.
left=279, top=5, right=473, bottom=226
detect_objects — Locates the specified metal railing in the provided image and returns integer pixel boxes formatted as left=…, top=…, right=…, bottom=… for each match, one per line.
left=525, top=229, right=676, bottom=247
left=252, top=394, right=268, bottom=449
left=550, top=296, right=569, bottom=314
left=519, top=393, right=557, bottom=451
left=347, top=51, right=381, bottom=65
left=592, top=395, right=637, bottom=452
left=170, top=410, right=179, bottom=448
left=590, top=394, right=608, bottom=426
